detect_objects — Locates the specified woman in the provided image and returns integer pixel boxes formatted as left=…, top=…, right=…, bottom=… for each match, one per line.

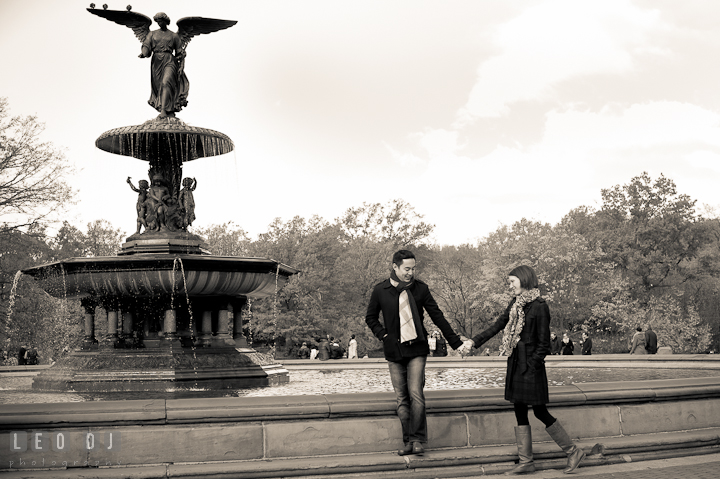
left=460, top=266, right=585, bottom=475
left=629, top=327, right=647, bottom=355
left=348, top=334, right=358, bottom=359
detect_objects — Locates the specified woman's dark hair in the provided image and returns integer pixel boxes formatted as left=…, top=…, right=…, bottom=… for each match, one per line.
left=508, top=265, right=539, bottom=289
left=636, top=326, right=643, bottom=332
left=393, top=249, right=415, bottom=266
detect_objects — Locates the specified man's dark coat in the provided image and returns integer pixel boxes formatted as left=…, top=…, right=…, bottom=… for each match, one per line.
left=365, top=279, right=462, bottom=362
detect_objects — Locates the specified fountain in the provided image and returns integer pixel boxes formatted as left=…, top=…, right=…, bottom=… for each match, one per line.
left=19, top=6, right=298, bottom=392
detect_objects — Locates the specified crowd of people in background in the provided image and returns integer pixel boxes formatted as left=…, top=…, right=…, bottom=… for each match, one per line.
left=293, top=334, right=362, bottom=360
left=1, top=346, right=39, bottom=366
left=545, top=325, right=658, bottom=356
left=290, top=327, right=458, bottom=361
left=285, top=324, right=660, bottom=361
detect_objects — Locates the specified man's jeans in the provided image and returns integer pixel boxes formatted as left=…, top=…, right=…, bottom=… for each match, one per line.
left=387, top=355, right=427, bottom=444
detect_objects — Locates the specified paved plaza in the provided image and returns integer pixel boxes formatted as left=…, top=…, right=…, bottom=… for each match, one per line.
left=443, top=453, right=720, bottom=479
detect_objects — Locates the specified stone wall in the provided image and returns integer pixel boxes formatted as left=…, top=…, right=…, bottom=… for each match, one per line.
left=2, top=376, right=720, bottom=476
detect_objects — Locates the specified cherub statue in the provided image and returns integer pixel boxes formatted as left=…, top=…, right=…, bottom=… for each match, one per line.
left=178, top=177, right=197, bottom=229
left=146, top=174, right=173, bottom=231
left=87, top=7, right=237, bottom=118
left=126, top=177, right=149, bottom=234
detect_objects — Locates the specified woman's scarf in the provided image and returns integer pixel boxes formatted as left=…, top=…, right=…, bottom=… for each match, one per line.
left=499, top=288, right=541, bottom=356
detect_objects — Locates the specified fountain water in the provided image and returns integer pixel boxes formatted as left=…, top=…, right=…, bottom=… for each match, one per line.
left=20, top=9, right=298, bottom=392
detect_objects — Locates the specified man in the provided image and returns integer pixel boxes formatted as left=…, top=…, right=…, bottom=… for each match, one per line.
left=550, top=332, right=561, bottom=355
left=581, top=332, right=592, bottom=355
left=645, top=325, right=658, bottom=354
left=365, top=249, right=471, bottom=456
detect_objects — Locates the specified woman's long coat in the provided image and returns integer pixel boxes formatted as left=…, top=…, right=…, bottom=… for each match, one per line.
left=629, top=332, right=647, bottom=355
left=471, top=297, right=551, bottom=405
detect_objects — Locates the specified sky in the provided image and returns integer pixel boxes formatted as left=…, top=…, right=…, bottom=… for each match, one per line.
left=1, top=0, right=720, bottom=245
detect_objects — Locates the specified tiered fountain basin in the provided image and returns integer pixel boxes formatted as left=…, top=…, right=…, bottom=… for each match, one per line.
left=95, top=118, right=234, bottom=161
left=22, top=255, right=297, bottom=299
left=21, top=256, right=298, bottom=392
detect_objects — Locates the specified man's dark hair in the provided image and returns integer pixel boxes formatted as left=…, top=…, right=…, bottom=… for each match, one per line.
left=393, top=249, right=415, bottom=266
left=508, top=265, right=539, bottom=289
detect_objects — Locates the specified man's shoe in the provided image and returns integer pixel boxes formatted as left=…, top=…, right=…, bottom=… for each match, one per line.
left=398, top=443, right=413, bottom=456
left=412, top=442, right=425, bottom=455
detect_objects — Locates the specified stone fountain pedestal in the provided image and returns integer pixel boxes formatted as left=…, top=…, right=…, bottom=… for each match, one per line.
left=32, top=348, right=288, bottom=392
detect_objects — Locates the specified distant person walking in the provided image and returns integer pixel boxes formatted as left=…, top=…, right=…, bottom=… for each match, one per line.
left=348, top=334, right=358, bottom=359
left=459, top=265, right=585, bottom=474
left=630, top=327, right=647, bottom=355
left=644, top=325, right=658, bottom=354
left=317, top=337, right=331, bottom=360
left=561, top=333, right=574, bottom=356
left=550, top=332, right=561, bottom=355
left=17, top=346, right=26, bottom=366
left=580, top=332, right=592, bottom=355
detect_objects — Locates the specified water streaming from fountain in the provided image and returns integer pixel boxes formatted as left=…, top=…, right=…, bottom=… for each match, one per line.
left=4, top=271, right=24, bottom=348
left=172, top=256, right=200, bottom=389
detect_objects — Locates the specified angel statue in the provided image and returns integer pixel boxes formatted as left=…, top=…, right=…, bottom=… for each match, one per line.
left=88, top=7, right=236, bottom=118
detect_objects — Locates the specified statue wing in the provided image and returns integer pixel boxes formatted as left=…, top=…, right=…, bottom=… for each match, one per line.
left=176, top=17, right=238, bottom=49
left=87, top=8, right=152, bottom=43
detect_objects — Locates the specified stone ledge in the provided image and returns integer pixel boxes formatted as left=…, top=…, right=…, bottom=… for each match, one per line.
left=2, top=429, right=719, bottom=478
left=0, top=400, right=166, bottom=428
left=4, top=377, right=720, bottom=428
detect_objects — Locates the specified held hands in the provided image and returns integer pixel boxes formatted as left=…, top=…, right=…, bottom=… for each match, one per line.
left=457, top=337, right=474, bottom=357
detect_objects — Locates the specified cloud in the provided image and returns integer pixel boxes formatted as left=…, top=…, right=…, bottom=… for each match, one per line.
left=456, top=0, right=664, bottom=122
left=543, top=101, right=720, bottom=150
left=684, top=150, right=720, bottom=173
left=404, top=101, right=720, bottom=244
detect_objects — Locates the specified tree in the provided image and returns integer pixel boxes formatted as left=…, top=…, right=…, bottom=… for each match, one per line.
left=49, top=220, right=124, bottom=259
left=51, top=221, right=87, bottom=260
left=423, top=244, right=484, bottom=338
left=0, top=227, right=53, bottom=344
left=337, top=199, right=434, bottom=247
left=249, top=215, right=343, bottom=348
left=643, top=294, right=711, bottom=353
left=0, top=226, right=83, bottom=363
left=194, top=222, right=250, bottom=256
left=595, top=172, right=702, bottom=291
left=0, top=98, right=74, bottom=234
left=85, top=219, right=125, bottom=256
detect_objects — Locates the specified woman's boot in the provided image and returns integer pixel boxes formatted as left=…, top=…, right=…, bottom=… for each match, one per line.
left=545, top=420, right=585, bottom=474
left=505, top=425, right=535, bottom=475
